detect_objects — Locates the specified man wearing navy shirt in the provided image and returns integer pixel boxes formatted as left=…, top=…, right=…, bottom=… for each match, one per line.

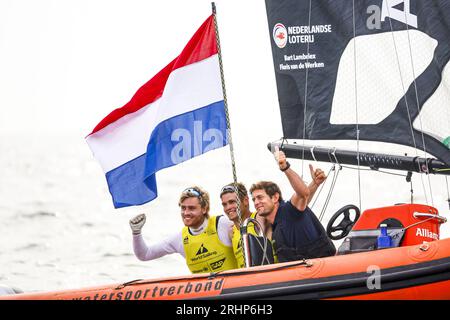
left=250, top=146, right=336, bottom=263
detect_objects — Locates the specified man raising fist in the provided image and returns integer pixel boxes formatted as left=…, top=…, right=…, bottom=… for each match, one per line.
left=249, top=146, right=336, bottom=263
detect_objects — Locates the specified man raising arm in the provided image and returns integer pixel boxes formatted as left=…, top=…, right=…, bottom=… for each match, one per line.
left=129, top=186, right=238, bottom=274
left=250, top=147, right=336, bottom=263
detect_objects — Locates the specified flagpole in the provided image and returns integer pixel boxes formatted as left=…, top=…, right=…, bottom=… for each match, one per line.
left=211, top=2, right=240, bottom=206
left=212, top=2, right=251, bottom=267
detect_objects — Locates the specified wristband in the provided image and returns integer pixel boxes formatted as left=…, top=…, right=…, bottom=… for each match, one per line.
left=280, top=161, right=291, bottom=172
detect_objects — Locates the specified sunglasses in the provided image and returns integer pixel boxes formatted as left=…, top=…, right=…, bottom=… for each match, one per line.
left=221, top=185, right=237, bottom=193
left=221, top=185, right=247, bottom=198
left=182, top=187, right=202, bottom=199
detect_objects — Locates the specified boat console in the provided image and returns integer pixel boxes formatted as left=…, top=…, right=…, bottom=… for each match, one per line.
left=330, top=203, right=447, bottom=255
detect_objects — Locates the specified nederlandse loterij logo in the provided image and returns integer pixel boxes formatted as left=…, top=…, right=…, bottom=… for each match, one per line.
left=273, top=23, right=288, bottom=48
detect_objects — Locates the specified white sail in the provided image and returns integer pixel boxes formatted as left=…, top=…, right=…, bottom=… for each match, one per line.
left=331, top=30, right=437, bottom=125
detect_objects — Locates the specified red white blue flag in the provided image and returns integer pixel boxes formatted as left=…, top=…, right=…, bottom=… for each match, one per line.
left=86, top=15, right=227, bottom=208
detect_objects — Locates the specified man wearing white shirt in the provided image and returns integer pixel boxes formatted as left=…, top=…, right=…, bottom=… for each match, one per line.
left=129, top=186, right=238, bottom=274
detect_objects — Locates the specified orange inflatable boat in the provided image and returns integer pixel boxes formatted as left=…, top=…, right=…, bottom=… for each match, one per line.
left=1, top=203, right=450, bottom=300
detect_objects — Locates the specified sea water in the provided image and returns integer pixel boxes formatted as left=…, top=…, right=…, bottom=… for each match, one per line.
left=0, top=130, right=283, bottom=292
left=1, top=131, right=449, bottom=293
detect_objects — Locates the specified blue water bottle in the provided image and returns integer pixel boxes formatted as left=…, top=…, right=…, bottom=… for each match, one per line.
left=377, top=224, right=392, bottom=249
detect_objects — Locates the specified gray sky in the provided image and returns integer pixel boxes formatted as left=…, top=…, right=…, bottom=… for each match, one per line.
left=1, top=0, right=449, bottom=236
left=0, top=0, right=288, bottom=221
left=0, top=0, right=280, bottom=139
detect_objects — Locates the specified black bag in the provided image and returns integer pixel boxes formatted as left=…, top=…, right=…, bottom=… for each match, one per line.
left=247, top=234, right=275, bottom=266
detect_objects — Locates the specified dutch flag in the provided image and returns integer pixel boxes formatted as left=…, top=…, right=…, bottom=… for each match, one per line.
left=86, top=15, right=227, bottom=208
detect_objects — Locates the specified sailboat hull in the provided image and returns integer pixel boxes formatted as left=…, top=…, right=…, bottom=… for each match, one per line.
left=2, top=238, right=450, bottom=300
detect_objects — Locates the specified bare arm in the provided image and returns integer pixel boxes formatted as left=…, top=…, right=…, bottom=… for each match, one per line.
left=274, top=147, right=310, bottom=211
left=306, top=164, right=326, bottom=205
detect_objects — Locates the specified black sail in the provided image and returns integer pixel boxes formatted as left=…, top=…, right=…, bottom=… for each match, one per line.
left=265, top=0, right=450, bottom=166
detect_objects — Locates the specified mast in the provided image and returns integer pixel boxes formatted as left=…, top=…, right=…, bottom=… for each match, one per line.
left=212, top=2, right=240, bottom=194
left=269, top=142, right=450, bottom=176
left=212, top=2, right=251, bottom=267
left=212, top=2, right=241, bottom=209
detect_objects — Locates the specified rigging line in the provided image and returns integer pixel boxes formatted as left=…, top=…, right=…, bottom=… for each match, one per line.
left=340, top=164, right=415, bottom=202
left=352, top=0, right=363, bottom=214
left=240, top=219, right=271, bottom=266
left=319, top=165, right=340, bottom=222
left=318, top=151, right=339, bottom=221
left=310, top=165, right=334, bottom=211
left=318, top=151, right=341, bottom=221
left=212, top=4, right=242, bottom=226
left=301, top=0, right=313, bottom=178
left=403, top=217, right=435, bottom=231
left=249, top=236, right=270, bottom=265
left=402, top=2, right=434, bottom=207
left=318, top=167, right=336, bottom=221
left=310, top=146, right=318, bottom=162
left=340, top=164, right=408, bottom=178
left=385, top=0, right=429, bottom=205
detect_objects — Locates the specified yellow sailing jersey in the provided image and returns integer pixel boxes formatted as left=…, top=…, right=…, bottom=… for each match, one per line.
left=232, top=212, right=258, bottom=268
left=182, top=215, right=237, bottom=274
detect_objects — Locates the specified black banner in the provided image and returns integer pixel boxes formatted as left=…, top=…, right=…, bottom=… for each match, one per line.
left=265, top=0, right=450, bottom=165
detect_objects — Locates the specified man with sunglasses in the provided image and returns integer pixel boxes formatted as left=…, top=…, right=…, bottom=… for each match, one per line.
left=220, top=183, right=255, bottom=268
left=250, top=146, right=336, bottom=263
left=220, top=183, right=276, bottom=268
left=129, top=186, right=238, bottom=274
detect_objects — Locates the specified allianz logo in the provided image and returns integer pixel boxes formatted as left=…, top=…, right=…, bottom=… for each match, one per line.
left=416, top=228, right=439, bottom=240
left=367, top=0, right=418, bottom=30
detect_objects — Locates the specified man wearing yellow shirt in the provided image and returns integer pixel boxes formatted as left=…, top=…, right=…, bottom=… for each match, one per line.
left=130, top=186, right=238, bottom=274
left=220, top=183, right=275, bottom=268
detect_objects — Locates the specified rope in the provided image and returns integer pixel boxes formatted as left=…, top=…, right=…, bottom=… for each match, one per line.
left=117, top=259, right=312, bottom=289
left=310, top=165, right=334, bottom=211
left=403, top=217, right=435, bottom=231
left=212, top=4, right=242, bottom=226
left=400, top=0, right=435, bottom=206
left=352, top=0, right=363, bottom=214
left=340, top=165, right=407, bottom=178
left=238, top=219, right=272, bottom=266
left=319, top=165, right=341, bottom=222
left=316, top=166, right=331, bottom=221
left=301, top=0, right=313, bottom=178
left=384, top=0, right=430, bottom=205
left=212, top=4, right=255, bottom=269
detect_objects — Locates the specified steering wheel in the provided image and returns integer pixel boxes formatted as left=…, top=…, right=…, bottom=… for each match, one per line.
left=326, top=205, right=361, bottom=240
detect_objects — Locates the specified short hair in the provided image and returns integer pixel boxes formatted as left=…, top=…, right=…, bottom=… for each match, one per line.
left=249, top=181, right=283, bottom=202
left=220, top=182, right=248, bottom=201
left=178, top=186, right=210, bottom=217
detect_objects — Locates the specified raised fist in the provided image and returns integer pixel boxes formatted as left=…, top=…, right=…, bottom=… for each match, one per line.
left=129, top=213, right=146, bottom=235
